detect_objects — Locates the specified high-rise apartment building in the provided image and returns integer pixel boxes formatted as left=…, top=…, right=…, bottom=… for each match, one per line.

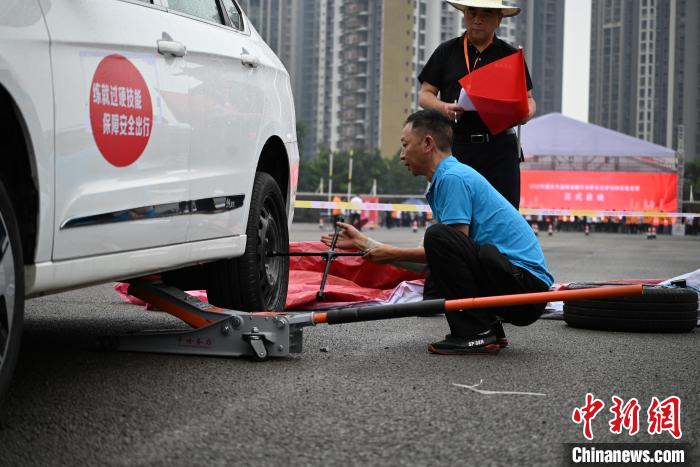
left=497, top=0, right=565, bottom=116
left=411, top=1, right=463, bottom=110
left=240, top=0, right=567, bottom=159
left=335, top=0, right=416, bottom=158
left=589, top=0, right=699, bottom=160
left=242, top=0, right=459, bottom=158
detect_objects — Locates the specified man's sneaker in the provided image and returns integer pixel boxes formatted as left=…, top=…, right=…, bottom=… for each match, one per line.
left=427, top=332, right=500, bottom=355
left=493, top=321, right=508, bottom=349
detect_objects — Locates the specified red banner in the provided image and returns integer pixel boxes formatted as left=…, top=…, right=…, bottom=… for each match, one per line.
left=520, top=171, right=678, bottom=212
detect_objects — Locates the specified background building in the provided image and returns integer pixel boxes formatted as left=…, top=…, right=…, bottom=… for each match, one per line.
left=498, top=0, right=566, bottom=116
left=589, top=0, right=699, bottom=161
left=241, top=0, right=567, bottom=159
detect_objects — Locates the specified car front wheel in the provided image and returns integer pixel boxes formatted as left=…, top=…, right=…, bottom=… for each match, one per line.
left=206, top=172, right=289, bottom=311
left=0, top=180, right=24, bottom=408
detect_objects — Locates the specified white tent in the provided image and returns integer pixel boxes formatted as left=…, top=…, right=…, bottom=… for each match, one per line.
left=520, top=114, right=676, bottom=173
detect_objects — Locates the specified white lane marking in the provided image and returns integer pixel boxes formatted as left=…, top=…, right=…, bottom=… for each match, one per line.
left=452, top=380, right=546, bottom=397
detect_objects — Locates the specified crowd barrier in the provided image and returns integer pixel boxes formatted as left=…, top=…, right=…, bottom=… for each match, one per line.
left=293, top=199, right=700, bottom=220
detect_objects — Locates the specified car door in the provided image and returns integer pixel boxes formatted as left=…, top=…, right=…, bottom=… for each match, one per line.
left=162, top=0, right=268, bottom=242
left=42, top=0, right=193, bottom=260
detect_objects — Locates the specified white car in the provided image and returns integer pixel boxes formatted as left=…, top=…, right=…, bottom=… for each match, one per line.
left=0, top=0, right=299, bottom=404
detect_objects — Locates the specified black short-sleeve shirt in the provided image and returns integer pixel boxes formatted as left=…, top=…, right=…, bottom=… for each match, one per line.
left=419, top=33, right=533, bottom=135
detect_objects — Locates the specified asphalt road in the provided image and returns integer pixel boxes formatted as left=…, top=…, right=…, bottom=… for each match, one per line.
left=1, top=225, right=698, bottom=466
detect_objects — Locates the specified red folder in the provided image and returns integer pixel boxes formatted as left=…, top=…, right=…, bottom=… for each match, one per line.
left=458, top=49, right=529, bottom=135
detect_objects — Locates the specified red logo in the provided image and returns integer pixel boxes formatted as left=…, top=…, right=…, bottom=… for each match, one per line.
left=647, top=396, right=682, bottom=439
left=609, top=396, right=641, bottom=436
left=571, top=394, right=683, bottom=440
left=89, top=54, right=153, bottom=167
left=572, top=393, right=606, bottom=440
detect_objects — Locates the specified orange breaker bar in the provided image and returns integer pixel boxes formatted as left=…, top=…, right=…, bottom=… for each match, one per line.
left=311, top=284, right=644, bottom=325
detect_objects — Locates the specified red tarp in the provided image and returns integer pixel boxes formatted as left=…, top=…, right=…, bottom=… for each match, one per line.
left=286, top=242, right=424, bottom=309
left=459, top=49, right=529, bottom=135
left=115, top=242, right=425, bottom=310
left=520, top=171, right=678, bottom=212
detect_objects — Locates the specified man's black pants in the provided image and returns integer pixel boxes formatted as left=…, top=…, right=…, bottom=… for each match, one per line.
left=423, top=224, right=548, bottom=337
left=452, top=132, right=521, bottom=209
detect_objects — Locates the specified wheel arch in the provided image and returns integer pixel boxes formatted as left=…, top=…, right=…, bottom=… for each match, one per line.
left=0, top=84, right=39, bottom=266
left=255, top=135, right=289, bottom=206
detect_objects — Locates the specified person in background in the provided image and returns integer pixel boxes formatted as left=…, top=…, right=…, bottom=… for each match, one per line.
left=332, top=194, right=343, bottom=223
left=349, top=194, right=363, bottom=230
left=418, top=0, right=535, bottom=208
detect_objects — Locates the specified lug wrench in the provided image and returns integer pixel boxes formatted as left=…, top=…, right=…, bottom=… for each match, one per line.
left=268, top=216, right=364, bottom=301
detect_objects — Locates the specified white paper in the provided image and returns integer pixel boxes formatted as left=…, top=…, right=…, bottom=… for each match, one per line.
left=457, top=88, right=476, bottom=111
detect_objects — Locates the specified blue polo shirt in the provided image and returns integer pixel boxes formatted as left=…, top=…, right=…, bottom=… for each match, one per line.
left=426, top=156, right=553, bottom=287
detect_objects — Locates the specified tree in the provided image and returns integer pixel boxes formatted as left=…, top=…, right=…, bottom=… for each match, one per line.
left=296, top=121, right=307, bottom=157
left=684, top=159, right=700, bottom=200
left=297, top=148, right=427, bottom=195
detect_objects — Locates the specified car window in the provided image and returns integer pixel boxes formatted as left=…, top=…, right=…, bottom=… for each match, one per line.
left=168, top=0, right=224, bottom=24
left=221, top=0, right=244, bottom=31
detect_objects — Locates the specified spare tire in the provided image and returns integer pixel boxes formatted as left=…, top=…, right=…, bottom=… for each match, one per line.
left=563, top=283, right=698, bottom=333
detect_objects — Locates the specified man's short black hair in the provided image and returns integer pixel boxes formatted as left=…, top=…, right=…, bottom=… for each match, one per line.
left=404, top=110, right=453, bottom=151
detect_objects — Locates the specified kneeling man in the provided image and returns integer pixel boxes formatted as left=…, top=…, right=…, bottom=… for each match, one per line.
left=322, top=110, right=553, bottom=355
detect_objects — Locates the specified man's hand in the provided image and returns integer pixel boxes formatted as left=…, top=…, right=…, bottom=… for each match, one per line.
left=320, top=221, right=370, bottom=251
left=444, top=101, right=464, bottom=123
left=321, top=221, right=426, bottom=264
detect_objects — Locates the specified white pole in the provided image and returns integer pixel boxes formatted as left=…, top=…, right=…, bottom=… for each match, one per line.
left=328, top=151, right=334, bottom=218
left=347, top=149, right=354, bottom=200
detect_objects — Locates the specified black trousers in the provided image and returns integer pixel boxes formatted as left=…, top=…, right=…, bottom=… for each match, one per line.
left=423, top=224, right=548, bottom=337
left=452, top=132, right=521, bottom=209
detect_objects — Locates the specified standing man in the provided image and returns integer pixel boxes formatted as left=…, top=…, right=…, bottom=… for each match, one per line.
left=349, top=194, right=363, bottom=230
left=322, top=110, right=553, bottom=355
left=418, top=0, right=535, bottom=208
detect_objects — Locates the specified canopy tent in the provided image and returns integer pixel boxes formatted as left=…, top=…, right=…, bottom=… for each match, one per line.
left=520, top=113, right=675, bottom=159
left=518, top=114, right=679, bottom=212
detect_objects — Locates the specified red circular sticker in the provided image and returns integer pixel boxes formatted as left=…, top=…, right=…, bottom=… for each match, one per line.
left=89, top=54, right=153, bottom=167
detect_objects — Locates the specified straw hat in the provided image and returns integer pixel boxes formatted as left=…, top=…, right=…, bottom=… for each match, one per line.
left=446, top=0, right=521, bottom=18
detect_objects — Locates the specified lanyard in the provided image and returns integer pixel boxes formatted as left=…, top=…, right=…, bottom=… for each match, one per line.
left=463, top=34, right=493, bottom=74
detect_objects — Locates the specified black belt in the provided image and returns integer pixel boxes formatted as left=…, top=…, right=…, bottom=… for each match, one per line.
left=462, top=128, right=516, bottom=144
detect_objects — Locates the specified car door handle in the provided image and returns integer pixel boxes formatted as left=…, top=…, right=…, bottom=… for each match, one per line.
left=240, top=52, right=260, bottom=68
left=157, top=40, right=187, bottom=57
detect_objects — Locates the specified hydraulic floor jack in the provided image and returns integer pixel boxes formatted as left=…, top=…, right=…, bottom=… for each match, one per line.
left=109, top=279, right=644, bottom=361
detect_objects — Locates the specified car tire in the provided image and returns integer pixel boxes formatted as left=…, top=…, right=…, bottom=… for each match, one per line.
left=0, top=180, right=24, bottom=407
left=206, top=172, right=289, bottom=311
left=563, top=283, right=698, bottom=333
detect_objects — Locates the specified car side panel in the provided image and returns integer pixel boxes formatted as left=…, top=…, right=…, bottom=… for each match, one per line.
left=162, top=8, right=292, bottom=242
left=0, top=0, right=54, bottom=264
left=42, top=0, right=193, bottom=260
